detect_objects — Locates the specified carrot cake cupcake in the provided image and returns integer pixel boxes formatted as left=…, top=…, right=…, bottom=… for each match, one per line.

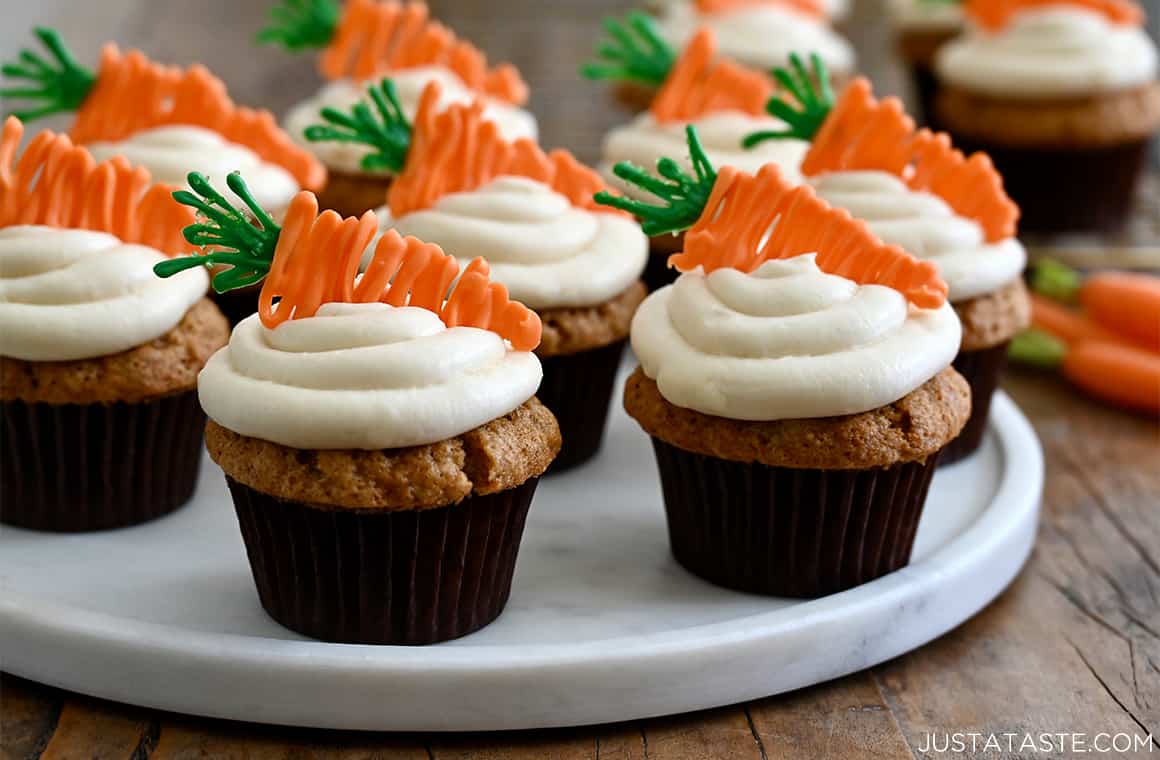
left=933, top=0, right=1160, bottom=234
left=746, top=64, right=1028, bottom=462
left=890, top=0, right=964, bottom=125
left=155, top=172, right=560, bottom=644
left=599, top=135, right=969, bottom=596
left=0, top=118, right=228, bottom=532
left=1, top=28, right=327, bottom=326
left=264, top=0, right=537, bottom=217
left=306, top=80, right=648, bottom=470
left=597, top=33, right=815, bottom=290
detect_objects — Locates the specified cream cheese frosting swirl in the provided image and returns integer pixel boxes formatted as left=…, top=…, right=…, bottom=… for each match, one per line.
left=632, top=254, right=960, bottom=420
left=811, top=171, right=1026, bottom=302
left=936, top=7, right=1158, bottom=97
left=600, top=112, right=809, bottom=202
left=383, top=177, right=648, bottom=310
left=654, top=3, right=855, bottom=74
left=0, top=226, right=208, bottom=362
left=198, top=302, right=541, bottom=450
left=284, top=67, right=539, bottom=175
left=86, top=125, right=300, bottom=215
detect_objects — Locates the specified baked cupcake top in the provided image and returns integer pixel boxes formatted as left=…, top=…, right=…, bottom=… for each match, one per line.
left=264, top=0, right=537, bottom=174
left=652, top=0, right=855, bottom=76
left=593, top=29, right=810, bottom=201
left=890, top=0, right=964, bottom=31
left=156, top=172, right=543, bottom=450
left=743, top=62, right=1024, bottom=303
left=599, top=128, right=959, bottom=421
left=0, top=29, right=324, bottom=214
left=0, top=118, right=208, bottom=362
left=305, top=79, right=647, bottom=310
left=936, top=0, right=1156, bottom=97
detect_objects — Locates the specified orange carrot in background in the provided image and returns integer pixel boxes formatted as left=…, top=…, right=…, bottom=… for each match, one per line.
left=1079, top=272, right=1160, bottom=353
left=1029, top=292, right=1123, bottom=346
left=1063, top=341, right=1160, bottom=414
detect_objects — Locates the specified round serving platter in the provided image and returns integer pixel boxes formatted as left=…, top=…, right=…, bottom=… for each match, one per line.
left=0, top=374, right=1043, bottom=732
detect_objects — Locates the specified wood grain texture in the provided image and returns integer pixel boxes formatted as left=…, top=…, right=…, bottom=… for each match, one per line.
left=1, top=0, right=1158, bottom=757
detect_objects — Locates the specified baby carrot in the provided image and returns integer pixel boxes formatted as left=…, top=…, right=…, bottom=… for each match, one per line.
left=1029, top=292, right=1122, bottom=346
left=1063, top=340, right=1160, bottom=415
left=1079, top=272, right=1160, bottom=353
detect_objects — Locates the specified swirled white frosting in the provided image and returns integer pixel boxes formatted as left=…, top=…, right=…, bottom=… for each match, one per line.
left=86, top=125, right=300, bottom=215
left=600, top=112, right=809, bottom=202
left=382, top=177, right=647, bottom=310
left=0, top=226, right=208, bottom=362
left=889, top=0, right=963, bottom=31
left=811, top=171, right=1026, bottom=302
left=936, top=7, right=1158, bottom=97
left=284, top=67, right=539, bottom=175
left=655, top=3, right=855, bottom=74
left=198, top=302, right=541, bottom=449
left=632, top=254, right=960, bottom=420
left=647, top=0, right=851, bottom=20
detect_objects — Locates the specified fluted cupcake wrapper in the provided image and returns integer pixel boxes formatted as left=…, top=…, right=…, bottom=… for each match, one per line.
left=0, top=392, right=205, bottom=532
left=941, top=341, right=1011, bottom=466
left=537, top=340, right=627, bottom=472
left=650, top=439, right=942, bottom=598
left=228, top=476, right=540, bottom=645
left=949, top=137, right=1149, bottom=236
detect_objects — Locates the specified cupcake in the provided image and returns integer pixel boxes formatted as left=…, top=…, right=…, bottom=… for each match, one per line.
left=0, top=118, right=228, bottom=532
left=745, top=64, right=1029, bottom=462
left=889, top=0, right=964, bottom=125
left=306, top=80, right=648, bottom=471
left=263, top=0, right=537, bottom=217
left=156, top=172, right=560, bottom=644
left=599, top=133, right=970, bottom=597
left=597, top=33, right=813, bottom=291
left=933, top=0, right=1160, bottom=235
left=0, top=28, right=327, bottom=326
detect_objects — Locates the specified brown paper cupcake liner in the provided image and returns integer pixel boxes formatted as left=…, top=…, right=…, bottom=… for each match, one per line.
left=947, top=137, right=1149, bottom=236
left=0, top=391, right=205, bottom=532
left=537, top=340, right=627, bottom=472
left=228, top=476, right=540, bottom=644
left=650, top=438, right=941, bottom=598
left=941, top=341, right=1010, bottom=466
left=316, top=170, right=395, bottom=218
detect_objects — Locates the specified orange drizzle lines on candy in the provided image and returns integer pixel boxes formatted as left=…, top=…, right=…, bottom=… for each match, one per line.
left=696, top=0, right=827, bottom=19
left=671, top=163, right=948, bottom=309
left=649, top=30, right=775, bottom=123
left=964, top=0, right=1143, bottom=29
left=387, top=82, right=621, bottom=219
left=258, top=190, right=542, bottom=349
left=0, top=117, right=194, bottom=253
left=320, top=0, right=529, bottom=105
left=803, top=78, right=1019, bottom=242
left=69, top=45, right=326, bottom=191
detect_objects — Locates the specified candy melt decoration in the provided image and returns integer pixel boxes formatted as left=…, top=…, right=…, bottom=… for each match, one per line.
left=672, top=163, right=948, bottom=309
left=649, top=29, right=775, bottom=123
left=302, top=78, right=413, bottom=172
left=0, top=117, right=193, bottom=254
left=743, top=52, right=833, bottom=145
left=696, top=0, right=827, bottom=19
left=0, top=28, right=96, bottom=122
left=803, top=78, right=1019, bottom=242
left=963, top=0, right=1143, bottom=29
left=579, top=12, right=677, bottom=87
left=315, top=0, right=528, bottom=105
left=387, top=82, right=619, bottom=218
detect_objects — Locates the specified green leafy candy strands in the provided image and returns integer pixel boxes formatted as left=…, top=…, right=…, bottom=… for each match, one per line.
left=303, top=78, right=413, bottom=173
left=580, top=12, right=676, bottom=87
left=257, top=0, right=342, bottom=51
left=743, top=52, right=834, bottom=148
left=154, top=172, right=282, bottom=294
left=0, top=28, right=96, bottom=122
left=594, top=125, right=717, bottom=237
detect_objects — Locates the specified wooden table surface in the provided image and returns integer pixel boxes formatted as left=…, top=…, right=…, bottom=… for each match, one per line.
left=2, top=1, right=1158, bottom=757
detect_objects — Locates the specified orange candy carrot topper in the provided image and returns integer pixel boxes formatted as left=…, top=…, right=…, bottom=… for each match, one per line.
left=964, top=0, right=1144, bottom=30
left=649, top=30, right=776, bottom=123
left=0, top=29, right=325, bottom=191
left=746, top=55, right=1019, bottom=243
left=259, top=0, right=528, bottom=105
left=697, top=0, right=827, bottom=19
left=155, top=171, right=541, bottom=349
left=596, top=125, right=947, bottom=309
left=0, top=117, right=194, bottom=253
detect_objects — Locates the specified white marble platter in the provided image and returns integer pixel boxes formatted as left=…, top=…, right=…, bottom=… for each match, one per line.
left=0, top=380, right=1043, bottom=732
